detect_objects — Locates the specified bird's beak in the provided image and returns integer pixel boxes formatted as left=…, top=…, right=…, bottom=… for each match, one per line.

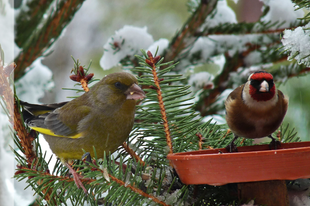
left=259, top=80, right=269, bottom=92
left=125, top=83, right=146, bottom=100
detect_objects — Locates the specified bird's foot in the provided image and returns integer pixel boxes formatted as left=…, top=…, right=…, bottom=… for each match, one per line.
left=225, top=135, right=239, bottom=152
left=268, top=135, right=281, bottom=150
left=225, top=142, right=238, bottom=152
left=82, top=152, right=92, bottom=165
left=65, top=162, right=88, bottom=194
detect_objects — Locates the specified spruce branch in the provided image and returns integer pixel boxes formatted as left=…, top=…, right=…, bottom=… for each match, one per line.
left=199, top=21, right=307, bottom=36
left=197, top=51, right=241, bottom=116
left=196, top=133, right=204, bottom=150
left=106, top=171, right=169, bottom=206
left=122, top=142, right=146, bottom=167
left=293, top=0, right=310, bottom=21
left=15, top=0, right=54, bottom=47
left=14, top=98, right=60, bottom=204
left=69, top=58, right=94, bottom=92
left=14, top=99, right=37, bottom=164
left=1, top=47, right=58, bottom=204
left=14, top=0, right=85, bottom=81
left=145, top=51, right=173, bottom=154
left=288, top=67, right=310, bottom=77
left=163, top=0, right=218, bottom=63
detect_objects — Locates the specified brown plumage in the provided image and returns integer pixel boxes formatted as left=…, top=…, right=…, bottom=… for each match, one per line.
left=225, top=71, right=288, bottom=152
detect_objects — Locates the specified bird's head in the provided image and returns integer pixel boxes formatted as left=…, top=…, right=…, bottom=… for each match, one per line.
left=247, top=71, right=275, bottom=102
left=91, top=72, right=145, bottom=105
left=106, top=72, right=145, bottom=100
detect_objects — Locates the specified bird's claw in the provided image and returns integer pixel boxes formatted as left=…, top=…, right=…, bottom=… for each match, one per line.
left=82, top=152, right=92, bottom=164
left=225, top=142, right=238, bottom=153
left=269, top=137, right=281, bottom=150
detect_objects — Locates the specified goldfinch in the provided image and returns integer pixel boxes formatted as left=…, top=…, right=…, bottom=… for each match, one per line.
left=225, top=71, right=288, bottom=152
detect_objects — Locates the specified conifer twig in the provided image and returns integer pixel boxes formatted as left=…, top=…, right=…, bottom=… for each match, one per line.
left=14, top=101, right=58, bottom=204
left=15, top=0, right=54, bottom=47
left=163, top=0, right=218, bottom=63
left=200, top=23, right=301, bottom=36
left=277, top=130, right=282, bottom=141
left=0, top=49, right=35, bottom=164
left=14, top=0, right=85, bottom=80
left=14, top=100, right=37, bottom=164
left=288, top=67, right=310, bottom=78
left=122, top=142, right=146, bottom=166
left=146, top=51, right=173, bottom=154
left=196, top=133, right=204, bottom=150
left=106, top=172, right=169, bottom=206
left=17, top=162, right=169, bottom=206
left=70, top=64, right=94, bottom=92
left=15, top=166, right=58, bottom=205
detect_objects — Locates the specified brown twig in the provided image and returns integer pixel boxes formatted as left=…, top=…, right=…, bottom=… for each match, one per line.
left=16, top=166, right=92, bottom=193
left=16, top=163, right=169, bottom=206
left=108, top=173, right=169, bottom=206
left=0, top=58, right=36, bottom=164
left=208, top=26, right=298, bottom=36
left=240, top=138, right=245, bottom=146
left=14, top=99, right=58, bottom=203
left=163, top=0, right=218, bottom=63
left=70, top=65, right=94, bottom=92
left=198, top=51, right=242, bottom=116
left=146, top=51, right=173, bottom=154
left=277, top=130, right=282, bottom=141
left=14, top=101, right=37, bottom=164
left=288, top=67, right=310, bottom=78
left=10, top=76, right=56, bottom=203
left=14, top=0, right=85, bottom=81
left=15, top=166, right=58, bottom=205
left=196, top=133, right=204, bottom=150
left=122, top=142, right=146, bottom=166
left=222, top=129, right=231, bottom=139
left=15, top=0, right=54, bottom=47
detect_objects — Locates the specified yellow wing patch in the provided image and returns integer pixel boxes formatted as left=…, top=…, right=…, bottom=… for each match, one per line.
left=30, top=127, right=82, bottom=139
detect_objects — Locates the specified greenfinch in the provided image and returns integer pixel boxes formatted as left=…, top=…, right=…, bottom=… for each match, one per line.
left=21, top=72, right=145, bottom=193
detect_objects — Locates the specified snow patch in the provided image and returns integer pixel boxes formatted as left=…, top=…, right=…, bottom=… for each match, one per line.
left=15, top=58, right=54, bottom=103
left=100, top=26, right=154, bottom=70
left=261, top=0, right=304, bottom=29
left=282, top=22, right=310, bottom=66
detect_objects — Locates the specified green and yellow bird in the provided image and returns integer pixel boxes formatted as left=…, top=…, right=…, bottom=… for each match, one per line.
left=21, top=72, right=145, bottom=193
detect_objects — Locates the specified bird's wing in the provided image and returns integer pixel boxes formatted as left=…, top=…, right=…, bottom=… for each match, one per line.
left=226, top=84, right=244, bottom=101
left=21, top=101, right=68, bottom=120
left=277, top=90, right=289, bottom=112
left=23, top=101, right=92, bottom=139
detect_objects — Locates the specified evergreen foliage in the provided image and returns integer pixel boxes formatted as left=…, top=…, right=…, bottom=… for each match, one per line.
left=4, top=0, right=310, bottom=205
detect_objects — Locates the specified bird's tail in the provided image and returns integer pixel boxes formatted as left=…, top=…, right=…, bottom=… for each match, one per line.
left=20, top=100, right=68, bottom=122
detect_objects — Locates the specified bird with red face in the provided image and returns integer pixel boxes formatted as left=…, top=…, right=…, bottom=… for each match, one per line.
left=225, top=71, right=288, bottom=152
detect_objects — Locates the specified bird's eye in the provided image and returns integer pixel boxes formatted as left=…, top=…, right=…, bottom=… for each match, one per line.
left=268, top=80, right=274, bottom=89
left=115, top=82, right=122, bottom=89
left=250, top=80, right=260, bottom=90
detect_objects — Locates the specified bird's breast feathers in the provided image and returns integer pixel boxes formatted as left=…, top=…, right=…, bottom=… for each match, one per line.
left=225, top=84, right=288, bottom=138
